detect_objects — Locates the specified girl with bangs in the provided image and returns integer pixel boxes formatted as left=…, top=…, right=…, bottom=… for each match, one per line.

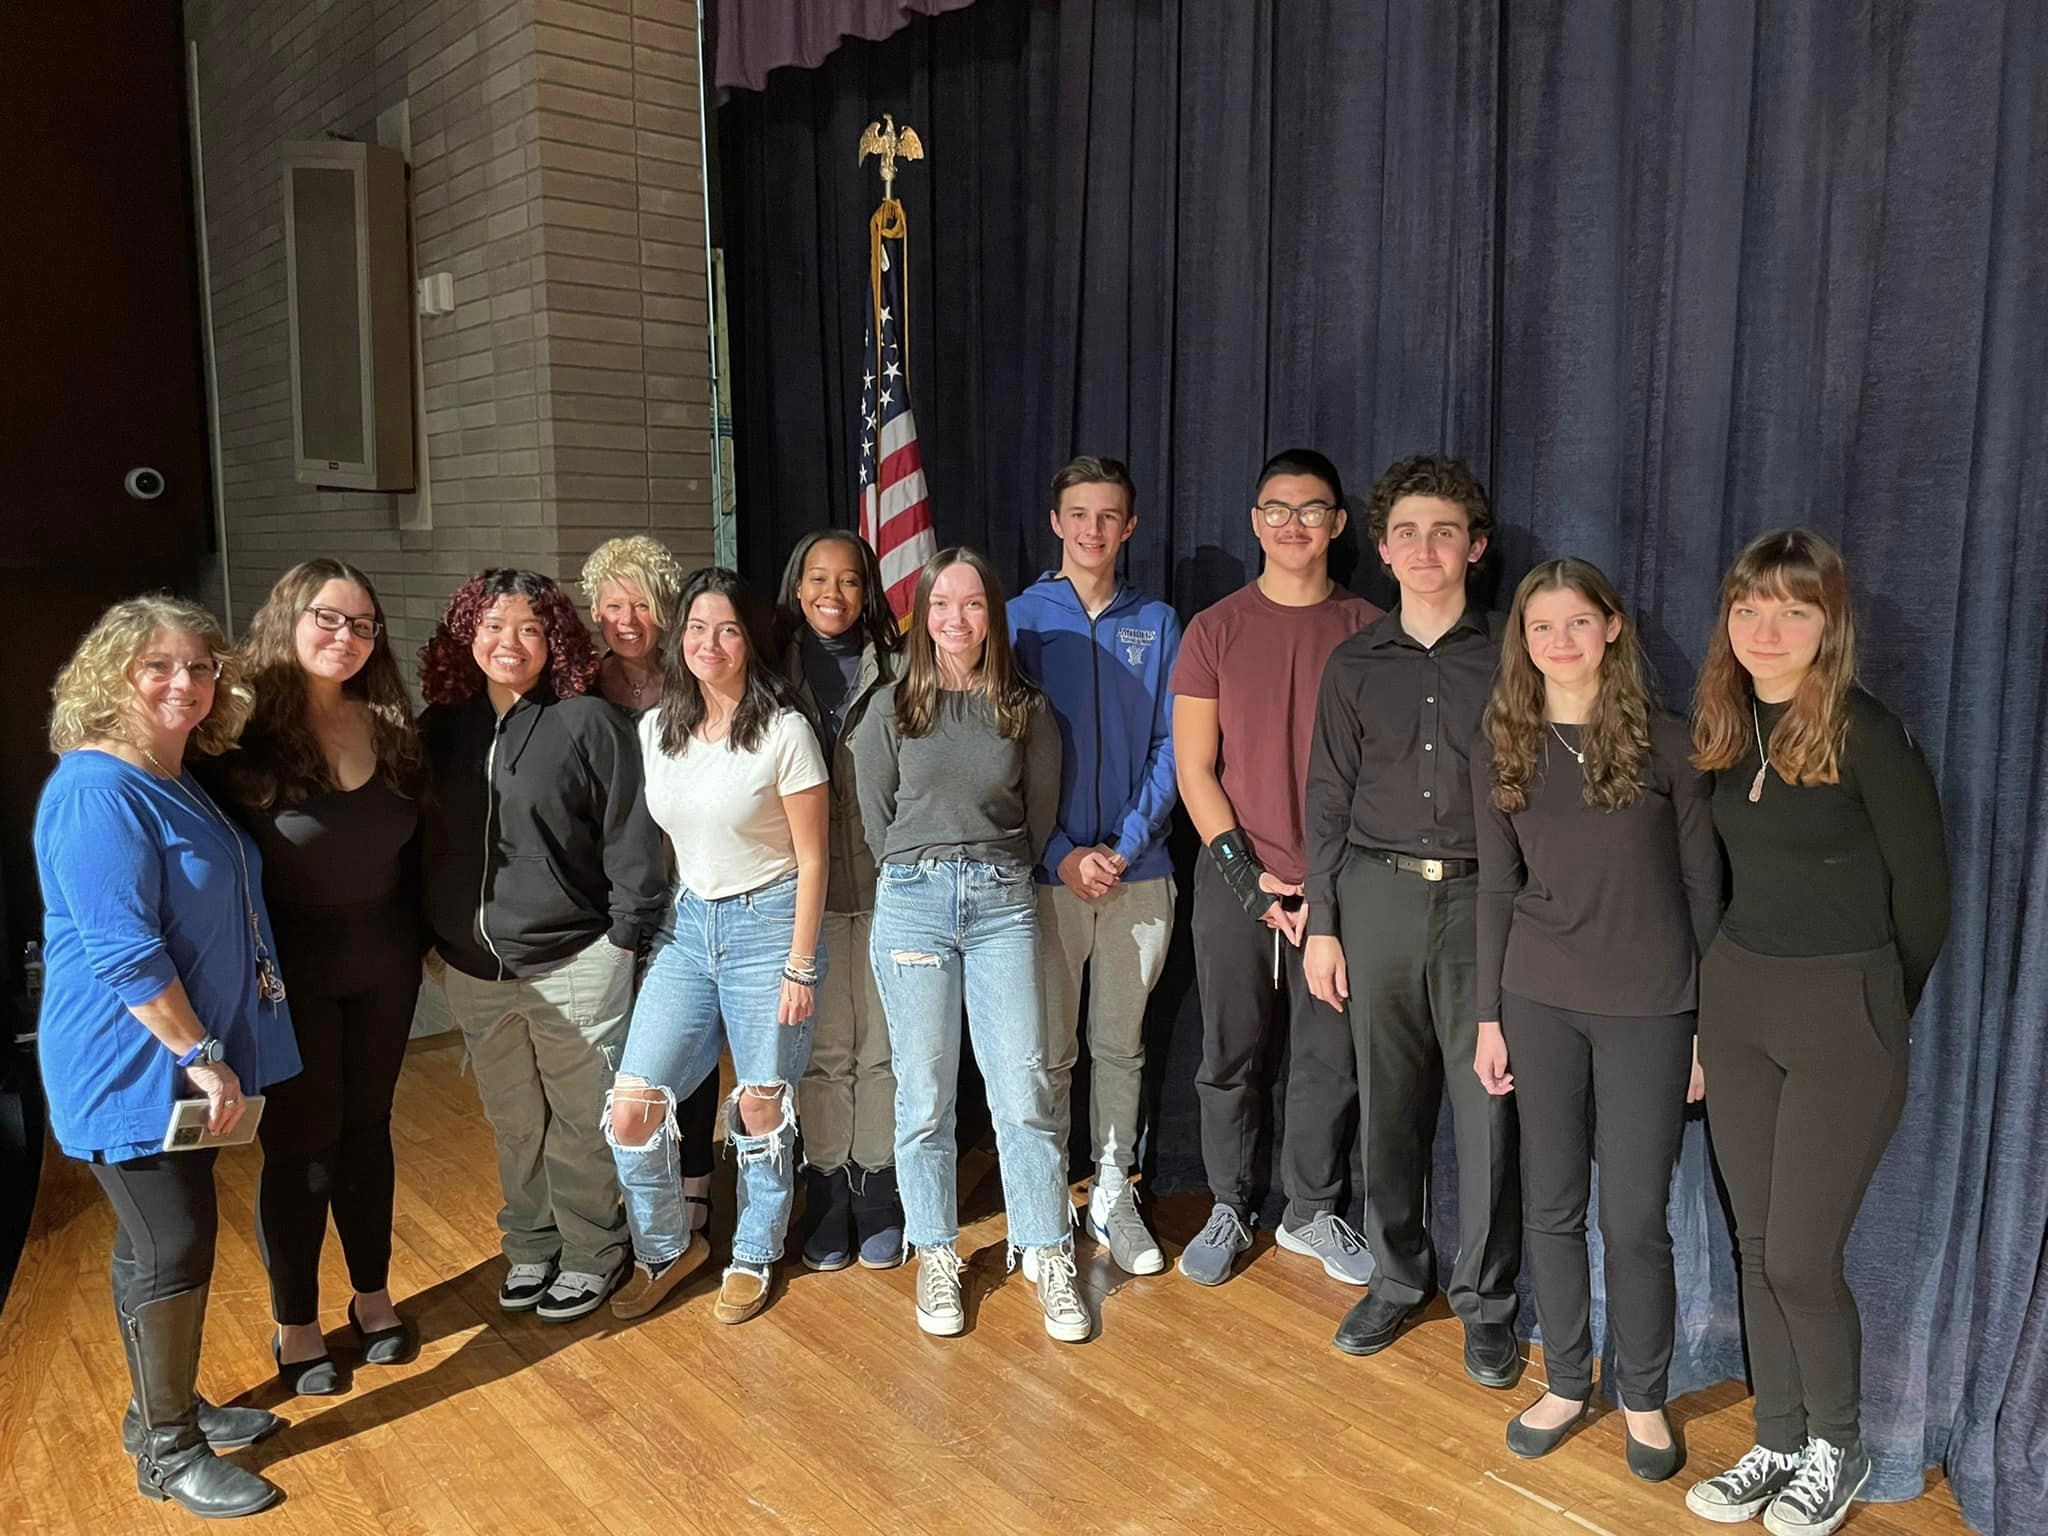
left=849, top=547, right=1090, bottom=1344
left=1682, top=531, right=1949, bottom=1536
left=1469, top=560, right=1721, bottom=1480
left=205, top=560, right=428, bottom=1394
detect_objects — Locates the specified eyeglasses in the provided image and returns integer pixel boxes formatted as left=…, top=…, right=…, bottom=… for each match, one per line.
left=138, top=657, right=224, bottom=684
left=1257, top=500, right=1338, bottom=529
left=304, top=605, right=383, bottom=641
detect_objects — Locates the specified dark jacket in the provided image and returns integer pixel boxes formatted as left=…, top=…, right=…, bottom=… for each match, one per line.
left=420, top=685, right=666, bottom=981
left=783, top=636, right=898, bottom=913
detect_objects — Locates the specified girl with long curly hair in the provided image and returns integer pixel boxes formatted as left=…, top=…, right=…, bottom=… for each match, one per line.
left=848, top=547, right=1088, bottom=1344
left=1682, top=531, right=1950, bottom=1534
left=416, top=568, right=667, bottom=1322
left=199, top=560, right=428, bottom=1394
left=1469, top=559, right=1721, bottom=1481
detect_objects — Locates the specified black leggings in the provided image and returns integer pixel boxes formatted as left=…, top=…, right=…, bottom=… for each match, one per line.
left=1698, top=938, right=1910, bottom=1452
left=1502, top=993, right=1692, bottom=1409
left=679, top=1073, right=717, bottom=1179
left=256, top=970, right=418, bottom=1324
left=91, top=1148, right=220, bottom=1315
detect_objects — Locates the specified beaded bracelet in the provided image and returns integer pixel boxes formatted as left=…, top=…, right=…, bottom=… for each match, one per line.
left=781, top=965, right=817, bottom=988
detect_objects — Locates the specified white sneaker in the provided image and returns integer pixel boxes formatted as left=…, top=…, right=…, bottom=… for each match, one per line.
left=535, top=1266, right=619, bottom=1322
left=498, top=1260, right=555, bottom=1312
left=1088, top=1172, right=1166, bottom=1274
left=1031, top=1240, right=1091, bottom=1343
left=915, top=1243, right=965, bottom=1336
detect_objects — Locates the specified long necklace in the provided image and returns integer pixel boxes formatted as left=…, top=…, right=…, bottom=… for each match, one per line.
left=1547, top=721, right=1584, bottom=765
left=139, top=747, right=288, bottom=1005
left=1748, top=702, right=1770, bottom=803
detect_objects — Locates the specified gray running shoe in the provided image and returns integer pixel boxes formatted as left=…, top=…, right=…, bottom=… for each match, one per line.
left=1275, top=1210, right=1375, bottom=1286
left=1176, top=1202, right=1252, bottom=1286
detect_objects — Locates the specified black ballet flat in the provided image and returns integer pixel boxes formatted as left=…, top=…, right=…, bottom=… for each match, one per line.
left=272, top=1333, right=346, bottom=1396
left=1505, top=1400, right=1589, bottom=1458
left=347, top=1298, right=418, bottom=1367
left=1625, top=1422, right=1686, bottom=1482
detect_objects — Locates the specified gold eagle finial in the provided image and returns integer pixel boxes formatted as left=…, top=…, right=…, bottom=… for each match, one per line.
left=858, top=114, right=924, bottom=196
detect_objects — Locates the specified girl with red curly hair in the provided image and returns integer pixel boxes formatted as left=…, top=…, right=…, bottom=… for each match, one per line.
left=417, top=568, right=668, bottom=1321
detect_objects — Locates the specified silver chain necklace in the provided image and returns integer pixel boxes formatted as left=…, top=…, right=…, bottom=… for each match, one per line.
left=139, top=748, right=288, bottom=1005
left=1547, top=721, right=1585, bottom=765
left=1748, top=701, right=1771, bottom=803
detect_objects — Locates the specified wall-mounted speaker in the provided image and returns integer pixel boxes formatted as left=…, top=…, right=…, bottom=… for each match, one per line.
left=282, top=140, right=414, bottom=491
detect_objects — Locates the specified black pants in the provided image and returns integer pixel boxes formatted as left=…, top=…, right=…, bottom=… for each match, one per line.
left=679, top=1074, right=717, bottom=1179
left=256, top=969, right=418, bottom=1324
left=1342, top=854, right=1520, bottom=1325
left=1698, top=937, right=1910, bottom=1452
left=1191, top=854, right=1356, bottom=1218
left=91, top=1148, right=220, bottom=1315
left=1503, top=992, right=1691, bottom=1407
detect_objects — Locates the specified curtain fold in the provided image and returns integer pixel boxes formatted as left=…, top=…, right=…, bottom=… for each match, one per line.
left=719, top=3, right=2048, bottom=1527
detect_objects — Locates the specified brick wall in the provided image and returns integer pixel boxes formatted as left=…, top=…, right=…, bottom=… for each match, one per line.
left=185, top=0, right=713, bottom=657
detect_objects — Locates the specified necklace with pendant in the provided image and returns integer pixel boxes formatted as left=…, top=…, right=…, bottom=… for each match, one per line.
left=1748, top=701, right=1770, bottom=803
left=1547, top=721, right=1584, bottom=765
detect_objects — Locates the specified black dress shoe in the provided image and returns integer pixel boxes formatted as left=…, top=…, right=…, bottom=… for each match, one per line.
left=1333, top=1292, right=1425, bottom=1357
left=1462, top=1320, right=1522, bottom=1388
left=348, top=1298, right=418, bottom=1367
left=1505, top=1400, right=1588, bottom=1458
left=1626, top=1422, right=1686, bottom=1482
left=272, top=1334, right=346, bottom=1396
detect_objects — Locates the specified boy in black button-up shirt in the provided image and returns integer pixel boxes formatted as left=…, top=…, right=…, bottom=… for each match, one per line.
left=1302, top=456, right=1523, bottom=1383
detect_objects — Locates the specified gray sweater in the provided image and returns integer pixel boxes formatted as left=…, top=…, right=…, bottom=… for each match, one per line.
left=850, top=683, right=1061, bottom=871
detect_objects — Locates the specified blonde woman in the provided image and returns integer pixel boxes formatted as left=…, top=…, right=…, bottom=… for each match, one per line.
left=34, top=595, right=297, bottom=1518
left=579, top=535, right=717, bottom=1236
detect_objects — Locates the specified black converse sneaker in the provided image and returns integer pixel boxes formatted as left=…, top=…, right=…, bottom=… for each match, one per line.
left=1762, top=1438, right=1872, bottom=1536
left=1685, top=1442, right=1806, bottom=1523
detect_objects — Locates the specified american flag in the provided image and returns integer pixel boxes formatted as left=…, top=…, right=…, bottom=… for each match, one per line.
left=856, top=240, right=934, bottom=618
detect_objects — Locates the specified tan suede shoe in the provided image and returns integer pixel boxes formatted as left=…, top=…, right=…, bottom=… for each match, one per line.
left=712, top=1264, right=772, bottom=1325
left=610, top=1234, right=711, bottom=1321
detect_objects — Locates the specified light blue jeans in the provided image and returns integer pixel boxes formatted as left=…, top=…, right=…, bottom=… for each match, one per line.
left=608, top=872, right=819, bottom=1269
left=870, top=859, right=1069, bottom=1252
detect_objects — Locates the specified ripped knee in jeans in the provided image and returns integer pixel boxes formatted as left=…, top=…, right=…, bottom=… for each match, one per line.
left=605, top=1074, right=675, bottom=1151
left=723, top=1081, right=797, bottom=1172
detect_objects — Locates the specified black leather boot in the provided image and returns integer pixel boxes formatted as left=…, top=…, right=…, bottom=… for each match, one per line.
left=126, top=1285, right=283, bottom=1517
left=850, top=1163, right=905, bottom=1270
left=800, top=1165, right=854, bottom=1271
left=116, top=1253, right=280, bottom=1455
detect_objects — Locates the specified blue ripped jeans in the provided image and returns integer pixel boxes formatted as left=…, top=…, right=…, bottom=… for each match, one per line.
left=870, top=859, right=1069, bottom=1253
left=608, top=872, right=819, bottom=1269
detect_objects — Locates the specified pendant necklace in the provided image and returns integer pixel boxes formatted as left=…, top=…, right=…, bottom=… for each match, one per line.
left=1748, top=701, right=1770, bottom=803
left=1547, top=721, right=1584, bottom=766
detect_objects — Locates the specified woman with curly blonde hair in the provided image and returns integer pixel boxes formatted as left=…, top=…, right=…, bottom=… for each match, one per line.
left=1469, top=559, right=1721, bottom=1481
left=34, top=594, right=299, bottom=1518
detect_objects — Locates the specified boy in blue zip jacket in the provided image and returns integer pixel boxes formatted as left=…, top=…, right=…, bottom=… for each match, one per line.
left=1008, top=455, right=1182, bottom=1276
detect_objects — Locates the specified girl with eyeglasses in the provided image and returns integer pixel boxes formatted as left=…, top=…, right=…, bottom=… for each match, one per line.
left=204, top=560, right=429, bottom=1394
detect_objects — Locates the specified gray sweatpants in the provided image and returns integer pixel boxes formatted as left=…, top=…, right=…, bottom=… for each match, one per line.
left=1037, top=878, right=1175, bottom=1173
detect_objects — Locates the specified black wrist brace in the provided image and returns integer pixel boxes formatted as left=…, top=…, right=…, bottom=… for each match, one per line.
left=1206, top=828, right=1271, bottom=921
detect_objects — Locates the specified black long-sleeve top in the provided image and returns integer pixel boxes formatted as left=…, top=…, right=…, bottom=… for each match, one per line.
left=1474, top=713, right=1723, bottom=1021
left=1304, top=605, right=1505, bottom=937
left=420, top=685, right=667, bottom=981
left=1711, top=687, right=1950, bottom=1009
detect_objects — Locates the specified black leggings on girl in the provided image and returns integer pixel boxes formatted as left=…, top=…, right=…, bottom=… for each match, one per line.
left=1697, top=937, right=1911, bottom=1452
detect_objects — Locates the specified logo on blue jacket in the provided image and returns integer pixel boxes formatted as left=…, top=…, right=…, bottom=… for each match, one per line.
left=1116, top=625, right=1157, bottom=668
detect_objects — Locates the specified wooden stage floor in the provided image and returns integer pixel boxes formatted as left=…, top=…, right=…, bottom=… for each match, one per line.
left=0, top=1034, right=1971, bottom=1535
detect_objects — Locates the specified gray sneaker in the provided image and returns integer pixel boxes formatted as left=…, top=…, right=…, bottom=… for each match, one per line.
left=1275, top=1210, right=1375, bottom=1285
left=1177, top=1202, right=1253, bottom=1286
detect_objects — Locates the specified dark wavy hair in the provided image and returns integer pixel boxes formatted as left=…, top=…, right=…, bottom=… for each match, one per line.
left=1366, top=453, right=1493, bottom=544
left=774, top=529, right=903, bottom=657
left=1691, top=529, right=1857, bottom=785
left=1484, top=559, right=1655, bottom=814
left=655, top=567, right=797, bottom=757
left=219, top=559, right=424, bottom=809
left=417, top=568, right=600, bottom=706
left=895, top=546, right=1042, bottom=742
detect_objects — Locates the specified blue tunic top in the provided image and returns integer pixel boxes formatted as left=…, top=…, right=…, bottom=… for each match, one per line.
left=32, top=750, right=301, bottom=1162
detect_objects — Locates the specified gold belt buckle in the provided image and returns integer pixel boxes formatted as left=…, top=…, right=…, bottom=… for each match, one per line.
left=1420, top=859, right=1444, bottom=882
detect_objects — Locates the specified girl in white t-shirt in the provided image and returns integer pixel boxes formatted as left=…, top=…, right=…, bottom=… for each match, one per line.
left=605, top=568, right=829, bottom=1327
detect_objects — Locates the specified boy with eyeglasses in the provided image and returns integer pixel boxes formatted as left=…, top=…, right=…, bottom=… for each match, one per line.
left=1171, top=448, right=1381, bottom=1286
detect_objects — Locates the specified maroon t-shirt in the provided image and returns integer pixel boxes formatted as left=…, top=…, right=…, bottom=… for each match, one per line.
left=1171, top=581, right=1381, bottom=883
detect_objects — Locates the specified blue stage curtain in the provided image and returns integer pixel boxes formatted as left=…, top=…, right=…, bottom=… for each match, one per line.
left=719, top=4, right=2048, bottom=1528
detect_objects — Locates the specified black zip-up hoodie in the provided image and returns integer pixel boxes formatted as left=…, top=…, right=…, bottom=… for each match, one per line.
left=420, top=684, right=666, bottom=981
